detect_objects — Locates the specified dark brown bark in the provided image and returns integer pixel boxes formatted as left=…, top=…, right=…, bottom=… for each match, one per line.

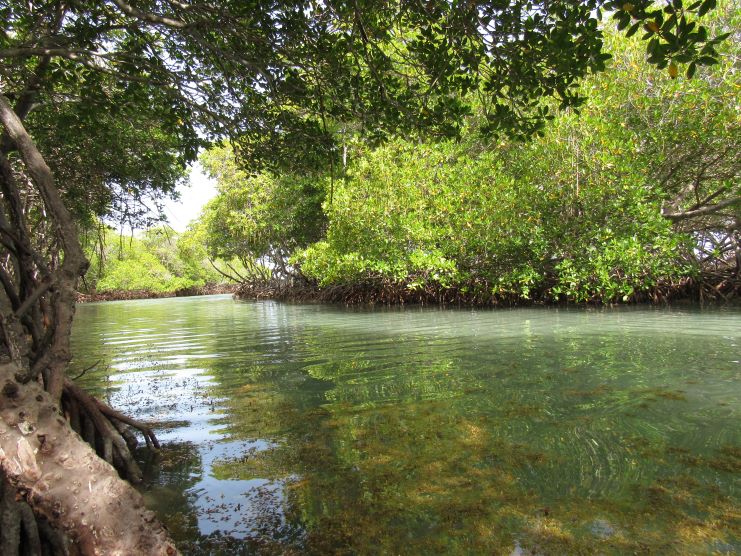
left=63, top=379, right=144, bottom=483
left=18, top=500, right=43, bottom=556
left=0, top=478, right=22, bottom=556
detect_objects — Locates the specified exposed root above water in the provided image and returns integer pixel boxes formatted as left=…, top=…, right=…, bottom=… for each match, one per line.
left=235, top=272, right=740, bottom=306
left=62, top=378, right=160, bottom=484
left=76, top=283, right=238, bottom=303
left=0, top=474, right=70, bottom=555
left=0, top=360, right=177, bottom=555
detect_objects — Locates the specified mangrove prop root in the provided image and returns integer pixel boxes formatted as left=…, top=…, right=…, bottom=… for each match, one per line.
left=62, top=378, right=160, bottom=484
left=0, top=376, right=165, bottom=556
left=92, top=397, right=160, bottom=450
left=18, top=500, right=43, bottom=556
left=235, top=269, right=739, bottom=306
left=0, top=479, right=22, bottom=556
left=0, top=472, right=69, bottom=555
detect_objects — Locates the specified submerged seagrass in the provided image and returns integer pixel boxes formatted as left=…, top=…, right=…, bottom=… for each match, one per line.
left=71, top=295, right=740, bottom=554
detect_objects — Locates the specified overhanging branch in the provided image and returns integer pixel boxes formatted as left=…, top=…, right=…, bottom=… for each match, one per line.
left=662, top=197, right=741, bottom=222
left=109, top=0, right=187, bottom=28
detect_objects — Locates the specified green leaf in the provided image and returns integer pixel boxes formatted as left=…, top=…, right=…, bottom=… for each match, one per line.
left=617, top=13, right=631, bottom=30
left=713, top=32, right=731, bottom=42
left=697, top=55, right=718, bottom=65
left=697, top=0, right=717, bottom=17
left=626, top=22, right=640, bottom=38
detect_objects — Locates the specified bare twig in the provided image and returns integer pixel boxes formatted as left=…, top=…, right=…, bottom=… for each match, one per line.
left=70, top=359, right=102, bottom=381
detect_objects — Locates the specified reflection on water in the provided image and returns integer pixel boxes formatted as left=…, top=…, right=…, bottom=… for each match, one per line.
left=71, top=295, right=741, bottom=554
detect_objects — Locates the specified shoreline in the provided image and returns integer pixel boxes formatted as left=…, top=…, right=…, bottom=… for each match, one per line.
left=76, top=284, right=239, bottom=303
left=75, top=281, right=740, bottom=307
left=232, top=280, right=740, bottom=307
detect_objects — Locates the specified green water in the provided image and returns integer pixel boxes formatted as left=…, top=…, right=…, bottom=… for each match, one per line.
left=70, top=295, right=740, bottom=554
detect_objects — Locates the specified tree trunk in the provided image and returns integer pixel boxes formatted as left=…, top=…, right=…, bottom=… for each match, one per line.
left=0, top=94, right=86, bottom=403
left=0, top=94, right=180, bottom=553
left=0, top=360, right=177, bottom=555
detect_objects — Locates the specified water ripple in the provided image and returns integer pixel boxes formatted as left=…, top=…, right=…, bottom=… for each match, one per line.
left=71, top=296, right=741, bottom=554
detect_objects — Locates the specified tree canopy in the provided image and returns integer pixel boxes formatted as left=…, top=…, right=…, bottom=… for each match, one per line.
left=2, top=1, right=731, bottom=170
left=199, top=144, right=327, bottom=282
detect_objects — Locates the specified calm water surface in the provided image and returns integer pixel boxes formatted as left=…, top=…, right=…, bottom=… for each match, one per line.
left=71, top=296, right=741, bottom=554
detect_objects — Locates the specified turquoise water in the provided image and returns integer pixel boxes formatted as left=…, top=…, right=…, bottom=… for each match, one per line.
left=71, top=296, right=741, bottom=554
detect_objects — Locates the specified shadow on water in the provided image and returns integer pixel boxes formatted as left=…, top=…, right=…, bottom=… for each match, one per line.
left=71, top=296, right=741, bottom=554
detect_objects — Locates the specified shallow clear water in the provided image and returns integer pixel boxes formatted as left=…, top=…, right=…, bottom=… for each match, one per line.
left=71, top=295, right=741, bottom=554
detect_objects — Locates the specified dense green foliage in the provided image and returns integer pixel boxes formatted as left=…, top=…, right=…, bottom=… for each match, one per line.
left=81, top=226, right=231, bottom=294
left=198, top=146, right=327, bottom=281
left=201, top=7, right=739, bottom=303
left=292, top=23, right=738, bottom=302
left=293, top=136, right=689, bottom=302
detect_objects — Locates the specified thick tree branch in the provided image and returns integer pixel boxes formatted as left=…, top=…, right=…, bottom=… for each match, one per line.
left=109, top=0, right=187, bottom=28
left=0, top=47, right=106, bottom=59
left=0, top=48, right=166, bottom=86
left=14, top=277, right=53, bottom=319
left=0, top=95, right=85, bottom=271
left=662, top=196, right=741, bottom=222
